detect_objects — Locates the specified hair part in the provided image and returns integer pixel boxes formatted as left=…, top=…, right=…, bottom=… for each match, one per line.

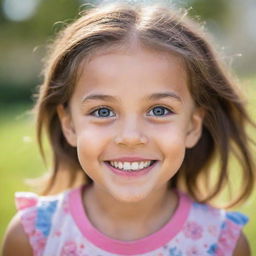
left=34, top=1, right=255, bottom=207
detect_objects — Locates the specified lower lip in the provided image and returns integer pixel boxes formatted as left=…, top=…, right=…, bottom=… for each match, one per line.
left=105, top=161, right=158, bottom=177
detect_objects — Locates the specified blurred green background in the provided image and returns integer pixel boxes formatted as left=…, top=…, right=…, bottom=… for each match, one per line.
left=0, top=0, right=255, bottom=253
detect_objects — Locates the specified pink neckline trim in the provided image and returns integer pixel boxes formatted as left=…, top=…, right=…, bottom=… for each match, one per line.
left=69, top=185, right=192, bottom=255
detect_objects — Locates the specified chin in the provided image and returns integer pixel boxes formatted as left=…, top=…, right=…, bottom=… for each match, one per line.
left=109, top=186, right=151, bottom=203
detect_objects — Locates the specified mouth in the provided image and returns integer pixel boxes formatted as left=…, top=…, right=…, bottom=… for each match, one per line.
left=104, top=160, right=158, bottom=172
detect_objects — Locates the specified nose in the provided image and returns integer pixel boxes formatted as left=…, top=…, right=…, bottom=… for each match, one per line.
left=114, top=116, right=148, bottom=147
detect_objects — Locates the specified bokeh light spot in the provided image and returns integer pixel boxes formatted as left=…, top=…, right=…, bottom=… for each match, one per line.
left=3, top=0, right=41, bottom=22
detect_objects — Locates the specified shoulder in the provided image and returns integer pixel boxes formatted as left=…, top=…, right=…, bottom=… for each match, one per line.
left=218, top=211, right=249, bottom=255
left=233, top=231, right=251, bottom=256
left=187, top=198, right=249, bottom=255
left=189, top=201, right=224, bottom=224
left=2, top=213, right=33, bottom=256
left=2, top=189, right=70, bottom=256
left=189, top=201, right=249, bottom=228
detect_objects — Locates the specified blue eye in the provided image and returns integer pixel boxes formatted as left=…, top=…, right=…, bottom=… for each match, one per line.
left=90, top=107, right=115, bottom=118
left=148, top=106, right=172, bottom=117
left=89, top=106, right=172, bottom=118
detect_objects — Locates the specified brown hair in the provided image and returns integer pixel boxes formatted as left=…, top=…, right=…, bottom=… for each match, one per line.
left=34, top=2, right=255, bottom=207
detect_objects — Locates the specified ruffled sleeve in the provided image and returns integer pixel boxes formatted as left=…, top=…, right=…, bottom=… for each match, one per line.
left=217, top=211, right=249, bottom=255
left=15, top=192, right=46, bottom=256
left=15, top=192, right=38, bottom=210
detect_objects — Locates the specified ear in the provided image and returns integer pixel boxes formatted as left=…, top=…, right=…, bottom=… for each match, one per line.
left=57, top=104, right=77, bottom=147
left=185, top=107, right=205, bottom=148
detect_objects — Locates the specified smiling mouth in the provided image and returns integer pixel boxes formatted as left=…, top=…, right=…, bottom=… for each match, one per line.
left=104, top=160, right=158, bottom=172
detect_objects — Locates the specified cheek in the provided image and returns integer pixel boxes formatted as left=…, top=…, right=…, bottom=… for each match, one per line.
left=153, top=125, right=187, bottom=164
left=161, top=136, right=186, bottom=162
left=153, top=124, right=187, bottom=147
left=76, top=127, right=110, bottom=168
left=158, top=133, right=186, bottom=183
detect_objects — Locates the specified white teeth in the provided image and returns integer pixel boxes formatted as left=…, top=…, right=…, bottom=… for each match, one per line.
left=124, top=162, right=130, bottom=169
left=109, top=161, right=153, bottom=171
left=139, top=162, right=145, bottom=169
left=131, top=162, right=139, bottom=169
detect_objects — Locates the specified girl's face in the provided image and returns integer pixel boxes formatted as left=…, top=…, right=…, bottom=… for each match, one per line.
left=58, top=45, right=204, bottom=202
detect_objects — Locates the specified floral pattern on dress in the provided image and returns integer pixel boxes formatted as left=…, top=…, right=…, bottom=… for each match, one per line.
left=60, top=240, right=91, bottom=256
left=15, top=192, right=38, bottom=210
left=186, top=245, right=204, bottom=256
left=15, top=190, right=248, bottom=256
left=207, top=211, right=248, bottom=256
left=19, top=207, right=46, bottom=256
left=61, top=241, right=79, bottom=256
left=36, top=200, right=58, bottom=237
left=168, top=247, right=182, bottom=256
left=226, top=211, right=248, bottom=225
left=208, top=225, right=218, bottom=236
left=183, top=221, right=203, bottom=240
left=192, top=202, right=220, bottom=217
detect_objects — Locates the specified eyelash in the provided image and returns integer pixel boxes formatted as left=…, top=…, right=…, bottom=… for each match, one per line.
left=88, top=105, right=174, bottom=118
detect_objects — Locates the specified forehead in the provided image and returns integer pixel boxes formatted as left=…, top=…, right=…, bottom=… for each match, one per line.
left=74, top=45, right=191, bottom=101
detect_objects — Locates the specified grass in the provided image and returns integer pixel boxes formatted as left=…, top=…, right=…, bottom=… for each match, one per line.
left=0, top=104, right=46, bottom=244
left=0, top=77, right=256, bottom=253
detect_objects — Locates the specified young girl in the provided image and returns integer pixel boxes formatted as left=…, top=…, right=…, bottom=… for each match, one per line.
left=2, top=1, right=255, bottom=256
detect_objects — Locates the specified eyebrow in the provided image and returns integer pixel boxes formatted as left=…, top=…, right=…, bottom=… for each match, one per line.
left=81, top=92, right=182, bottom=104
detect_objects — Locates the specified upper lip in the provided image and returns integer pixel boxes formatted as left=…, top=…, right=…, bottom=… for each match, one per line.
left=105, top=157, right=157, bottom=162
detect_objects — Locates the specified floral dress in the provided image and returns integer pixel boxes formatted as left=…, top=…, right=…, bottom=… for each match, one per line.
left=15, top=185, right=248, bottom=256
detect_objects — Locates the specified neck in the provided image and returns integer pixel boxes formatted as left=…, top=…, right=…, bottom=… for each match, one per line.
left=83, top=183, right=178, bottom=240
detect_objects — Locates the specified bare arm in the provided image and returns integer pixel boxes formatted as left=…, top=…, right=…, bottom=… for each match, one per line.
left=233, top=231, right=251, bottom=256
left=1, top=213, right=33, bottom=256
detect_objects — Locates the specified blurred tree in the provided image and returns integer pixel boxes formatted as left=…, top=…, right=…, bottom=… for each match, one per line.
left=186, top=0, right=228, bottom=23
left=0, top=0, right=253, bottom=104
left=0, top=0, right=81, bottom=104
